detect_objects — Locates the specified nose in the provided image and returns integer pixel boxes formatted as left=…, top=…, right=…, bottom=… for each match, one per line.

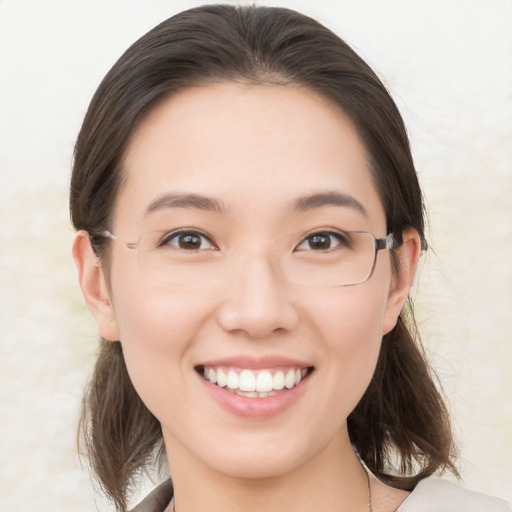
left=216, top=254, right=299, bottom=339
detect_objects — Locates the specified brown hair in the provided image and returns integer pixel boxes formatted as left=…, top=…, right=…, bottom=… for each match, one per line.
left=71, top=5, right=457, bottom=510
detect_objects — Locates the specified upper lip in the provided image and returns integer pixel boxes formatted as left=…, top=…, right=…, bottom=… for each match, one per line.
left=196, top=355, right=312, bottom=370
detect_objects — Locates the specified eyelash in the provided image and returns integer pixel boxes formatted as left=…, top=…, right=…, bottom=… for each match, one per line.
left=159, top=229, right=350, bottom=252
left=295, top=230, right=350, bottom=252
left=159, top=229, right=218, bottom=251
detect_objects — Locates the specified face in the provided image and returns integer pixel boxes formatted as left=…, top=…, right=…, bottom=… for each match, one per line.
left=86, top=82, right=414, bottom=481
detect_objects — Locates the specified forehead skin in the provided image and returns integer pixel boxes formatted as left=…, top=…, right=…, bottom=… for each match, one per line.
left=115, top=82, right=386, bottom=236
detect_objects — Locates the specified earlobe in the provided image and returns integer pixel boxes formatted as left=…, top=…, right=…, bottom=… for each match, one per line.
left=72, top=231, right=120, bottom=341
left=382, top=228, right=422, bottom=335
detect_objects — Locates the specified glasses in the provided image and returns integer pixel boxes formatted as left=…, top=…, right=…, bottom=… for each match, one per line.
left=97, top=229, right=398, bottom=287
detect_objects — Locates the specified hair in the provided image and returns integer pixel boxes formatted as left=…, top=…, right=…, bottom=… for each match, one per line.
left=71, top=4, right=457, bottom=511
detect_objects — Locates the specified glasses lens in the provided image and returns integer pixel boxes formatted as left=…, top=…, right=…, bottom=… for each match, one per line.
left=137, top=230, right=377, bottom=287
left=283, top=231, right=377, bottom=286
left=138, top=231, right=226, bottom=286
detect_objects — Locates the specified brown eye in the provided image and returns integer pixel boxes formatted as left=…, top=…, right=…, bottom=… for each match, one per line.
left=179, top=233, right=202, bottom=249
left=308, top=233, right=332, bottom=250
left=295, top=231, right=348, bottom=252
left=162, top=230, right=216, bottom=251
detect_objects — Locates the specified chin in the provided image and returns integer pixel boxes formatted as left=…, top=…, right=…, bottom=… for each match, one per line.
left=192, top=427, right=332, bottom=481
left=213, top=450, right=307, bottom=480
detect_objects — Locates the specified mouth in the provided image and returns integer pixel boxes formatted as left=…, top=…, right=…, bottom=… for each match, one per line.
left=195, top=365, right=315, bottom=398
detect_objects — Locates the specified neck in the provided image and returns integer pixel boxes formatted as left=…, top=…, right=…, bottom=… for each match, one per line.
left=166, top=427, right=370, bottom=512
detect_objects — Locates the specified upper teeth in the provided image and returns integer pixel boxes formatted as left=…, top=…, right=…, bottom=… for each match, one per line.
left=203, top=367, right=308, bottom=392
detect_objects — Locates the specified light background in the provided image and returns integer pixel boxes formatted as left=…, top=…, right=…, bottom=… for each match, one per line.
left=0, top=0, right=511, bottom=510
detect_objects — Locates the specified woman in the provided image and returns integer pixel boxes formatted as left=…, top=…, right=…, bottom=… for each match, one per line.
left=70, top=5, right=511, bottom=512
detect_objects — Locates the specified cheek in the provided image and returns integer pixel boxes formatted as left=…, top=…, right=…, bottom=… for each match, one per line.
left=109, top=273, right=213, bottom=416
left=308, top=280, right=389, bottom=350
left=304, top=282, right=389, bottom=406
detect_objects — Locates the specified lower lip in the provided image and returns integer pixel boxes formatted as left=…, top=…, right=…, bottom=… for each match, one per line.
left=198, top=373, right=310, bottom=419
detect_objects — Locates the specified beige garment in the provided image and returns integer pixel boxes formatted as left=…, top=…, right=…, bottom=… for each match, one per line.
left=131, top=480, right=173, bottom=512
left=131, top=477, right=511, bottom=512
left=397, top=477, right=511, bottom=512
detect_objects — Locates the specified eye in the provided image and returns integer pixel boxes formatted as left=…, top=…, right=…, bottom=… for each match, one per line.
left=295, top=231, right=350, bottom=251
left=160, top=230, right=217, bottom=251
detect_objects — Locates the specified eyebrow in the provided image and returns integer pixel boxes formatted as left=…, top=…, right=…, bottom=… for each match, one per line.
left=145, top=193, right=224, bottom=215
left=292, top=191, right=368, bottom=217
left=144, top=190, right=367, bottom=217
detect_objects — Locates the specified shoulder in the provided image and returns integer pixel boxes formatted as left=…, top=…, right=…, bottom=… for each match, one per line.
left=397, top=477, right=511, bottom=512
left=130, top=480, right=174, bottom=512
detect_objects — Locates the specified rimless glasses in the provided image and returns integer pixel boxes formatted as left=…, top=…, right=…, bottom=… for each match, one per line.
left=95, top=229, right=398, bottom=287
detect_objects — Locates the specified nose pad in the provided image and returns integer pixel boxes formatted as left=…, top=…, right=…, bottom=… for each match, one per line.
left=216, top=254, right=299, bottom=338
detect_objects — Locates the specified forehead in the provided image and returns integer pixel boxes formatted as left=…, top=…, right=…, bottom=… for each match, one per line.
left=116, top=82, right=385, bottom=231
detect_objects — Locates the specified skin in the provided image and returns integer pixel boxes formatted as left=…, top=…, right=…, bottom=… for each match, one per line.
left=74, top=82, right=420, bottom=512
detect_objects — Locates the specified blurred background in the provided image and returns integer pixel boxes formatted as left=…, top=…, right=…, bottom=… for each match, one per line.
left=0, top=0, right=510, bottom=509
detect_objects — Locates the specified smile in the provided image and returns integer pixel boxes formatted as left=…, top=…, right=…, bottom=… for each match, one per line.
left=197, top=365, right=314, bottom=398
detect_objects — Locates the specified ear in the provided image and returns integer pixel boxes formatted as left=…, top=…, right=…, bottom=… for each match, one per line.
left=72, top=231, right=120, bottom=341
left=382, top=228, right=422, bottom=335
